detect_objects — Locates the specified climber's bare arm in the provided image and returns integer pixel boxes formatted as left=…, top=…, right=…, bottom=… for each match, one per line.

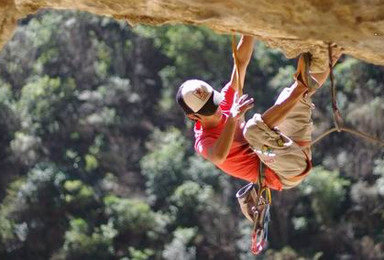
left=228, top=35, right=255, bottom=92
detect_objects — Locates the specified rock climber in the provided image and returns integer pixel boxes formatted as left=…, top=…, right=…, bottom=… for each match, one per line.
left=176, top=35, right=341, bottom=190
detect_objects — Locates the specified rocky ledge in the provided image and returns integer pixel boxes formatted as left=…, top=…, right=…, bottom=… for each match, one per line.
left=1, top=0, right=384, bottom=71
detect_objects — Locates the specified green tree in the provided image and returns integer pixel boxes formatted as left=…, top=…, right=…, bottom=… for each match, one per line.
left=61, top=218, right=117, bottom=260
left=103, top=195, right=168, bottom=258
left=0, top=82, right=20, bottom=199
left=140, top=128, right=189, bottom=207
left=0, top=164, right=67, bottom=259
left=299, top=166, right=350, bottom=225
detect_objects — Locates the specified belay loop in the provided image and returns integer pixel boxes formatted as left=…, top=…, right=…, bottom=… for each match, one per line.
left=236, top=161, right=272, bottom=255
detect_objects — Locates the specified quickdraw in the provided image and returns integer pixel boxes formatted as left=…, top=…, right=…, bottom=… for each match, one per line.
left=236, top=161, right=272, bottom=255
left=251, top=204, right=270, bottom=254
left=251, top=161, right=272, bottom=255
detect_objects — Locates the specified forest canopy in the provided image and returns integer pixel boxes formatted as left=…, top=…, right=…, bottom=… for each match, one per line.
left=0, top=10, right=383, bottom=260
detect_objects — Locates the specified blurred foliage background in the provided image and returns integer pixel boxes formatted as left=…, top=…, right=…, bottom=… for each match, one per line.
left=0, top=10, right=383, bottom=260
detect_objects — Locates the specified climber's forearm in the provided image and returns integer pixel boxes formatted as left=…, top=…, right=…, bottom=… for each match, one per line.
left=229, top=35, right=255, bottom=92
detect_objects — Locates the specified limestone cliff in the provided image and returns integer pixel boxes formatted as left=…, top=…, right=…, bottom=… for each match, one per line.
left=1, top=0, right=384, bottom=71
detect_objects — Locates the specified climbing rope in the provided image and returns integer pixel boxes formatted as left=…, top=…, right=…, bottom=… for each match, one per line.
left=328, top=43, right=343, bottom=132
left=325, top=43, right=384, bottom=146
left=232, top=34, right=243, bottom=96
left=232, top=34, right=272, bottom=255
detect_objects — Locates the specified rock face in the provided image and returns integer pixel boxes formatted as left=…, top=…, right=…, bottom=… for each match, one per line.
left=1, top=0, right=384, bottom=70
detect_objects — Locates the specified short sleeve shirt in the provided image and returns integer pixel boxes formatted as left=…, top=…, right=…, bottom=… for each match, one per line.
left=194, top=83, right=260, bottom=182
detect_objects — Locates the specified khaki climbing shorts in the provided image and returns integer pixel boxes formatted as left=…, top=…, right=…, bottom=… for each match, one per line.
left=243, top=86, right=313, bottom=189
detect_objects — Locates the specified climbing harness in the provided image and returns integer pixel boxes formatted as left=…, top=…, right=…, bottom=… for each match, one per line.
left=236, top=161, right=272, bottom=255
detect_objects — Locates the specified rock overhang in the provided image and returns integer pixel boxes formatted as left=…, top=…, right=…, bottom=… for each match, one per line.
left=1, top=0, right=383, bottom=71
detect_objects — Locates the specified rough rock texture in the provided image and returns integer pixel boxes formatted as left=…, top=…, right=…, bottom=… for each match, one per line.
left=1, top=0, right=384, bottom=71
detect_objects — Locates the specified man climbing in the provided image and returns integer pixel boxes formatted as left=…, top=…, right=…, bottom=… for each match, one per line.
left=176, top=35, right=341, bottom=191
